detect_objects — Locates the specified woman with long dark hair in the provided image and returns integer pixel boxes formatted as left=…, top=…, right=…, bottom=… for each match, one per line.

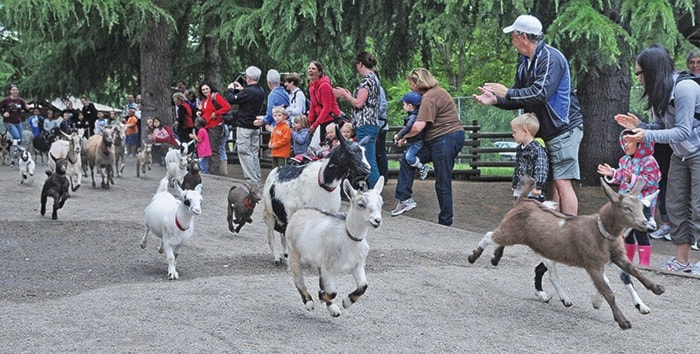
left=307, top=61, right=342, bottom=145
left=197, top=82, right=231, bottom=175
left=615, top=45, right=700, bottom=274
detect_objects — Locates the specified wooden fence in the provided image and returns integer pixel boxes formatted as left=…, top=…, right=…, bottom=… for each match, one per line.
left=226, top=120, right=516, bottom=182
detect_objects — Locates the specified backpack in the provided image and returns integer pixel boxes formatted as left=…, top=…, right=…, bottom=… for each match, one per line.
left=211, top=92, right=235, bottom=125
left=671, top=71, right=700, bottom=120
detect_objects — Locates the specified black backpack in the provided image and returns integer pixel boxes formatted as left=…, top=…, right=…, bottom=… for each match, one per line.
left=672, top=71, right=700, bottom=120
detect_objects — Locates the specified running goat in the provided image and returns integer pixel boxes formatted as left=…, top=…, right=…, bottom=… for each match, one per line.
left=467, top=175, right=664, bottom=330
left=141, top=178, right=203, bottom=280
left=18, top=146, right=36, bottom=184
left=286, top=176, right=383, bottom=317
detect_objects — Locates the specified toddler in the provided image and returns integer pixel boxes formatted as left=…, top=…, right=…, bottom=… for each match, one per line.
left=268, top=106, right=292, bottom=168
left=189, top=117, right=211, bottom=174
left=394, top=92, right=431, bottom=180
left=510, top=113, right=548, bottom=201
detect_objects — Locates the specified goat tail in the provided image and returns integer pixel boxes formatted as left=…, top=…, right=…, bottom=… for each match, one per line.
left=157, top=176, right=169, bottom=194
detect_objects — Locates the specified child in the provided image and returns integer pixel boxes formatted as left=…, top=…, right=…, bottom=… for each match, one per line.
left=340, top=121, right=354, bottom=142
left=597, top=129, right=661, bottom=266
left=73, top=112, right=91, bottom=138
left=268, top=106, right=292, bottom=168
left=394, top=91, right=431, bottom=180
left=27, top=108, right=45, bottom=137
left=510, top=113, right=549, bottom=201
left=122, top=107, right=139, bottom=156
left=291, top=115, right=311, bottom=162
left=189, top=117, right=211, bottom=174
left=94, top=111, right=108, bottom=135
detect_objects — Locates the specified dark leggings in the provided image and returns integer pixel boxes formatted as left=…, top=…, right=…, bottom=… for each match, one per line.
left=624, top=206, right=651, bottom=246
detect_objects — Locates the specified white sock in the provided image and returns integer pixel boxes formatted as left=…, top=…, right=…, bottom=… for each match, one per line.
left=411, top=157, right=423, bottom=169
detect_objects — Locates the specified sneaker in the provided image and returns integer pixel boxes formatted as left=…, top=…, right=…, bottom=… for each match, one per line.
left=649, top=225, right=671, bottom=240
left=391, top=198, right=417, bottom=216
left=418, top=164, right=431, bottom=180
left=661, top=257, right=694, bottom=273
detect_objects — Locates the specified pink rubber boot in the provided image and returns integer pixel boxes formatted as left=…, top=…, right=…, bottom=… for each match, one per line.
left=637, top=245, right=652, bottom=266
left=625, top=243, right=637, bottom=263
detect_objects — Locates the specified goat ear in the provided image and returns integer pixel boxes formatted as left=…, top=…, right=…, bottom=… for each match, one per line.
left=373, top=176, right=384, bottom=193
left=640, top=190, right=658, bottom=208
left=629, top=176, right=645, bottom=196
left=194, top=184, right=203, bottom=194
left=342, top=179, right=355, bottom=200
left=600, top=177, right=619, bottom=204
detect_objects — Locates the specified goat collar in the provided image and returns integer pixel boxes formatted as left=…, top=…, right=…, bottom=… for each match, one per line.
left=175, top=215, right=189, bottom=231
left=595, top=215, right=618, bottom=240
left=318, top=169, right=337, bottom=192
left=244, top=197, right=253, bottom=210
left=345, top=227, right=363, bottom=242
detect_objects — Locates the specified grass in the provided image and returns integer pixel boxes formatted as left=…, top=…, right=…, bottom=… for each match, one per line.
left=387, top=161, right=514, bottom=177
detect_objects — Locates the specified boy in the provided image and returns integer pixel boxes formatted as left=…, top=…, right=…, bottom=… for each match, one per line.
left=510, top=113, right=548, bottom=201
left=27, top=108, right=45, bottom=137
left=94, top=111, right=108, bottom=135
left=394, top=92, right=431, bottom=180
left=597, top=130, right=660, bottom=266
left=268, top=106, right=292, bottom=168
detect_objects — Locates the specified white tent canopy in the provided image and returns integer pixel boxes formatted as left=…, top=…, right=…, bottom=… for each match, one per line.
left=50, top=96, right=121, bottom=112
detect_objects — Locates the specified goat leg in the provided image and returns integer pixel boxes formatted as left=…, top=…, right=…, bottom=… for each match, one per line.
left=288, top=251, right=314, bottom=311
left=611, top=257, right=665, bottom=295
left=234, top=223, right=244, bottom=233
left=468, top=247, right=484, bottom=263
left=491, top=246, right=505, bottom=266
left=586, top=267, right=631, bottom=330
left=342, top=265, right=368, bottom=309
left=319, top=273, right=340, bottom=317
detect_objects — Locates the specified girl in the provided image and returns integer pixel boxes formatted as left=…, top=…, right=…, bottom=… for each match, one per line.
left=189, top=117, right=211, bottom=174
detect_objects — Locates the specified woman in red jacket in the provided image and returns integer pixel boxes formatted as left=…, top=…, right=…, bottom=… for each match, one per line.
left=197, top=82, right=231, bottom=175
left=307, top=61, right=341, bottom=146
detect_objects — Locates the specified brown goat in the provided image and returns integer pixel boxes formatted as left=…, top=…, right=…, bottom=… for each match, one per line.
left=467, top=176, right=664, bottom=330
left=227, top=182, right=261, bottom=233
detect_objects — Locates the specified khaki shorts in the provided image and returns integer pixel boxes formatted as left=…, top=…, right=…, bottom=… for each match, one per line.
left=545, top=125, right=583, bottom=180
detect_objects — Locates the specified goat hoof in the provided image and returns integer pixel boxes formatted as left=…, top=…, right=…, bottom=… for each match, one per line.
left=561, top=299, right=573, bottom=307
left=490, top=257, right=500, bottom=266
left=304, top=301, right=315, bottom=311
left=618, top=320, right=632, bottom=330
left=167, top=272, right=178, bottom=280
left=651, top=284, right=665, bottom=295
left=467, top=253, right=478, bottom=264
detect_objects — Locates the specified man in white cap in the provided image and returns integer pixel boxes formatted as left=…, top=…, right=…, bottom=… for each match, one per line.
left=473, top=14, right=584, bottom=216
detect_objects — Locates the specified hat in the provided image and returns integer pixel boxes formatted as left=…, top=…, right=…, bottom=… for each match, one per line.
left=503, top=15, right=542, bottom=35
left=402, top=91, right=422, bottom=106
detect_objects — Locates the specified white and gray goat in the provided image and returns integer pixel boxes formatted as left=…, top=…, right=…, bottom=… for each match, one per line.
left=85, top=127, right=115, bottom=189
left=48, top=131, right=82, bottom=191
left=113, top=124, right=126, bottom=177
left=164, top=147, right=188, bottom=186
left=467, top=176, right=665, bottom=330
left=141, top=177, right=203, bottom=280
left=262, top=129, right=371, bottom=264
left=18, top=146, right=36, bottom=184
left=286, top=176, right=383, bottom=317
left=136, top=141, right=153, bottom=178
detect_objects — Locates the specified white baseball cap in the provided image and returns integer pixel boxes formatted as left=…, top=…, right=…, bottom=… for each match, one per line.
left=503, top=15, right=542, bottom=35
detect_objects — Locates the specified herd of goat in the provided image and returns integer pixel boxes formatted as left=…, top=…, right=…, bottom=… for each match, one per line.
left=2, top=125, right=669, bottom=328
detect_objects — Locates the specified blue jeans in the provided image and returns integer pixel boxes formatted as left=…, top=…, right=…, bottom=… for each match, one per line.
left=3, top=122, right=23, bottom=142
left=405, top=140, right=424, bottom=166
left=219, top=124, right=229, bottom=161
left=356, top=124, right=380, bottom=188
left=199, top=157, right=209, bottom=174
left=395, top=129, right=465, bottom=226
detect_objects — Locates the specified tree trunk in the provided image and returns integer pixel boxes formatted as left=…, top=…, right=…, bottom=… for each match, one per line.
left=203, top=18, right=222, bottom=91
left=140, top=13, right=173, bottom=127
left=577, top=63, right=632, bottom=186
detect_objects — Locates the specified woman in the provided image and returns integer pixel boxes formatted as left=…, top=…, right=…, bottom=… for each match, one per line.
left=80, top=96, right=98, bottom=136
left=391, top=68, right=466, bottom=226
left=334, top=51, right=381, bottom=188
left=0, top=84, right=30, bottom=145
left=197, top=82, right=230, bottom=175
left=687, top=50, right=700, bottom=75
left=615, top=45, right=700, bottom=274
left=284, top=72, right=307, bottom=120
left=307, top=61, right=342, bottom=146
left=149, top=117, right=179, bottom=165
left=172, top=92, right=194, bottom=152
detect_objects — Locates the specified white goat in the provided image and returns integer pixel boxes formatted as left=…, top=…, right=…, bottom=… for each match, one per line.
left=286, top=176, right=383, bottom=317
left=467, top=176, right=665, bottom=330
left=18, top=146, right=36, bottom=184
left=141, top=177, right=203, bottom=280
left=262, top=132, right=371, bottom=264
left=48, top=131, right=82, bottom=191
left=164, top=147, right=188, bottom=186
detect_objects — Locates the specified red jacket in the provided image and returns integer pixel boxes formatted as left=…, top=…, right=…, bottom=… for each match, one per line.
left=200, top=92, right=231, bottom=129
left=308, top=75, right=341, bottom=129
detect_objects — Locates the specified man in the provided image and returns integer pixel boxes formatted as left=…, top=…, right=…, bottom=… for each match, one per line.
left=227, top=66, right=265, bottom=183
left=80, top=96, right=98, bottom=136
left=473, top=14, right=584, bottom=215
left=257, top=69, right=291, bottom=130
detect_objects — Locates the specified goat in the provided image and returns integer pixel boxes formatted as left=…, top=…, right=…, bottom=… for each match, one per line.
left=18, top=146, right=36, bottom=185
left=467, top=176, right=665, bottom=330
left=262, top=129, right=371, bottom=264
left=48, top=131, right=82, bottom=191
left=113, top=124, right=126, bottom=177
left=136, top=141, right=153, bottom=178
left=227, top=182, right=261, bottom=233
left=141, top=177, right=203, bottom=280
left=40, top=158, right=71, bottom=220
left=85, top=127, right=116, bottom=189
left=32, top=131, right=53, bottom=165
left=181, top=158, right=202, bottom=191
left=0, top=132, right=10, bottom=165
left=164, top=147, right=188, bottom=186
left=286, top=176, right=384, bottom=317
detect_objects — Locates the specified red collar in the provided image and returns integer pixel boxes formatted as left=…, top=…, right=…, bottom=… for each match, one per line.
left=318, top=169, right=336, bottom=192
left=245, top=197, right=253, bottom=210
left=175, top=215, right=189, bottom=231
